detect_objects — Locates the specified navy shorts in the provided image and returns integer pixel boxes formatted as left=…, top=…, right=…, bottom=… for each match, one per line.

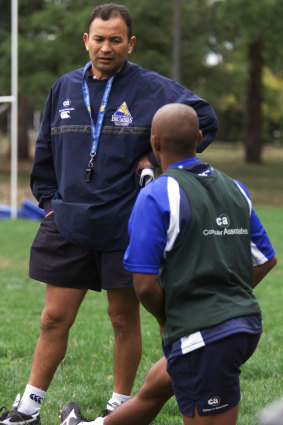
left=166, top=332, right=260, bottom=417
left=29, top=213, right=133, bottom=291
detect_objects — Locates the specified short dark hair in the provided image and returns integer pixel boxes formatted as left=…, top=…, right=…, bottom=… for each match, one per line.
left=88, top=3, right=132, bottom=38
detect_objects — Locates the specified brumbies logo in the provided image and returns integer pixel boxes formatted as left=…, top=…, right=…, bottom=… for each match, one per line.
left=111, top=102, right=133, bottom=126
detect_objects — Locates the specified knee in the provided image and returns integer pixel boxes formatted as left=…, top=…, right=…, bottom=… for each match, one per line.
left=40, top=307, right=73, bottom=333
left=107, top=288, right=141, bottom=335
left=136, top=376, right=172, bottom=408
left=138, top=358, right=173, bottom=402
left=107, top=303, right=140, bottom=334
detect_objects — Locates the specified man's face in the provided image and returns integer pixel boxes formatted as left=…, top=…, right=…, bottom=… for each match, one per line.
left=83, top=17, right=136, bottom=79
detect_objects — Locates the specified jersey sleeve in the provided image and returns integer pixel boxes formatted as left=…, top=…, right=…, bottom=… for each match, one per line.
left=124, top=176, right=191, bottom=273
left=235, top=180, right=276, bottom=265
left=123, top=177, right=170, bottom=273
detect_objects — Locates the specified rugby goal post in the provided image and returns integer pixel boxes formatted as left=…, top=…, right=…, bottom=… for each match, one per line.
left=0, top=0, right=18, bottom=219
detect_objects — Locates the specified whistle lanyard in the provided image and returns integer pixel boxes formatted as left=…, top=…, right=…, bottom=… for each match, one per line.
left=82, top=60, right=114, bottom=182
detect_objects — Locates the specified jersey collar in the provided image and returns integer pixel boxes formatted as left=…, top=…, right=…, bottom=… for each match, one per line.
left=169, top=157, right=200, bottom=169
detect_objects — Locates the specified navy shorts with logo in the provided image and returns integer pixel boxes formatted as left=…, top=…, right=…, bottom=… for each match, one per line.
left=29, top=213, right=133, bottom=291
left=166, top=332, right=260, bottom=417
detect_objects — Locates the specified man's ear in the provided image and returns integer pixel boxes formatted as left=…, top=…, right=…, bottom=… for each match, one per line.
left=151, top=134, right=161, bottom=152
left=197, top=130, right=203, bottom=147
left=83, top=33, right=89, bottom=51
left=128, top=36, right=136, bottom=55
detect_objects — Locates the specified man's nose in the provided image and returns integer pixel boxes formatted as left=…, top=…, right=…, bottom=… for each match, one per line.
left=101, top=40, right=112, bottom=53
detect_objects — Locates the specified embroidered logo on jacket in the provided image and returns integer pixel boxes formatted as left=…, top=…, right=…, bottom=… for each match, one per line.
left=111, top=102, right=133, bottom=126
left=63, top=99, right=71, bottom=107
left=59, top=99, right=75, bottom=119
left=60, top=110, right=71, bottom=119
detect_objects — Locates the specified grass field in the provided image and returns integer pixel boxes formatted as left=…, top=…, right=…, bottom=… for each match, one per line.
left=200, top=143, right=283, bottom=207
left=0, top=144, right=282, bottom=424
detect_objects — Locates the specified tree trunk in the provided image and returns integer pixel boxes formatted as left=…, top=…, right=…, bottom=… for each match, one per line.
left=18, top=94, right=30, bottom=160
left=172, top=0, right=181, bottom=82
left=244, top=38, right=263, bottom=163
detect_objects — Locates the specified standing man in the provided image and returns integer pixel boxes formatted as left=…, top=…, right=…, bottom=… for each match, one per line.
left=0, top=4, right=217, bottom=425
left=60, top=104, right=276, bottom=425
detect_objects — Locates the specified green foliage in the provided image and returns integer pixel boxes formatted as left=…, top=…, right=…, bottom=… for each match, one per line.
left=263, top=69, right=283, bottom=144
left=218, top=0, right=283, bottom=70
left=0, top=0, right=282, bottom=144
left=210, top=0, right=283, bottom=145
left=126, top=0, right=173, bottom=76
left=181, top=0, right=219, bottom=87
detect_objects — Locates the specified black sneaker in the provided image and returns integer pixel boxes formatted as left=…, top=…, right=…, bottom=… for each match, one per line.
left=0, top=406, right=41, bottom=425
left=60, top=401, right=91, bottom=425
left=100, top=409, right=110, bottom=418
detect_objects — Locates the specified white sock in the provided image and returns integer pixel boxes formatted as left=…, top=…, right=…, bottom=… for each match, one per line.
left=17, top=384, right=46, bottom=415
left=74, top=422, right=103, bottom=425
left=92, top=419, right=104, bottom=425
left=79, top=419, right=103, bottom=425
left=107, top=392, right=131, bottom=410
left=12, top=393, right=21, bottom=409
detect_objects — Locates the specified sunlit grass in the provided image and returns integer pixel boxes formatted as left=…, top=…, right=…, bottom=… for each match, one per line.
left=200, top=143, right=283, bottom=206
left=0, top=144, right=282, bottom=424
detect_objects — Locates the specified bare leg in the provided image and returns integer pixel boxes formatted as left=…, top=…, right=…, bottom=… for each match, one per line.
left=107, top=288, right=142, bottom=395
left=182, top=405, right=239, bottom=425
left=104, top=357, right=173, bottom=425
left=29, top=285, right=87, bottom=390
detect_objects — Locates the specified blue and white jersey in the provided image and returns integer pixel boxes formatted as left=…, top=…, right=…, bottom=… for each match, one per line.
left=124, top=157, right=275, bottom=360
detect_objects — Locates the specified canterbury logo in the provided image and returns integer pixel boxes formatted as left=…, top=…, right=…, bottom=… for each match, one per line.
left=30, top=394, right=43, bottom=404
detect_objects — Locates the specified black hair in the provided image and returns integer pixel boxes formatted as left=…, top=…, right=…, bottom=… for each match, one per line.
left=88, top=3, right=132, bottom=38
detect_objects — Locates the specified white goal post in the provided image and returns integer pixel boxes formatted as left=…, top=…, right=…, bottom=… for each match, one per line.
left=0, top=0, right=18, bottom=219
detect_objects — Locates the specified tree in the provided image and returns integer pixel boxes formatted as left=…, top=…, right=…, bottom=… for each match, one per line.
left=0, top=0, right=90, bottom=159
left=1, top=0, right=282, bottom=162
left=172, top=0, right=181, bottom=81
left=0, top=0, right=46, bottom=159
left=218, top=0, right=283, bottom=163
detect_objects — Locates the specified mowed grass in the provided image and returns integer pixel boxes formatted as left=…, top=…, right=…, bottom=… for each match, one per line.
left=0, top=144, right=282, bottom=425
left=200, top=142, right=283, bottom=206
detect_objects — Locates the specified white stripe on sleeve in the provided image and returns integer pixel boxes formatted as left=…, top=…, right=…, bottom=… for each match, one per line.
left=164, top=177, right=181, bottom=256
left=251, top=241, right=269, bottom=266
left=234, top=180, right=252, bottom=216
